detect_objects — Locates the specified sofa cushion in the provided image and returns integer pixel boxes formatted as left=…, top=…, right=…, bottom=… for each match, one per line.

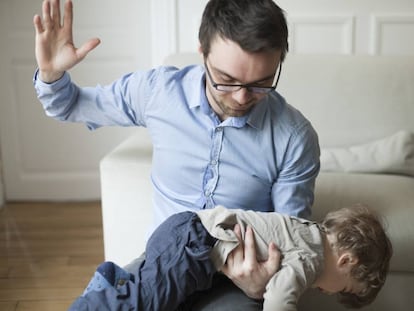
left=277, top=55, right=414, bottom=148
left=313, top=172, right=414, bottom=272
left=320, top=131, right=414, bottom=176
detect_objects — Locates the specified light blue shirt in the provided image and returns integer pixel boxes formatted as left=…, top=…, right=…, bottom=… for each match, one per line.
left=34, top=65, right=320, bottom=227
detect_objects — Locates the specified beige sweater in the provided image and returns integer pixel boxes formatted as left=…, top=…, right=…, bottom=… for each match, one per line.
left=196, top=206, right=325, bottom=311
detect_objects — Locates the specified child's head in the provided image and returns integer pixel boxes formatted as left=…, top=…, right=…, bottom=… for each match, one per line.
left=321, top=204, right=393, bottom=308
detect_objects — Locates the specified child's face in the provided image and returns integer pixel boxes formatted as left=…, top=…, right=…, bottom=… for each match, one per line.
left=316, top=250, right=365, bottom=296
left=317, top=276, right=363, bottom=296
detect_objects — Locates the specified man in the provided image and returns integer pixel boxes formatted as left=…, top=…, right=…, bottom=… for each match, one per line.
left=33, top=0, right=320, bottom=310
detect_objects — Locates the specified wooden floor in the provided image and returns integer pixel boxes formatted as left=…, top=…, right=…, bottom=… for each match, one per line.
left=0, top=202, right=104, bottom=311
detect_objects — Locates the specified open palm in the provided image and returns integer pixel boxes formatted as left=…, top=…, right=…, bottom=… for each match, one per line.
left=33, top=0, right=100, bottom=82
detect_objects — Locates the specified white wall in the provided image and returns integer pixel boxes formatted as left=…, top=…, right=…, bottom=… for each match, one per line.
left=0, top=0, right=152, bottom=201
left=0, top=130, right=4, bottom=206
left=0, top=0, right=6, bottom=206
left=0, top=160, right=4, bottom=207
left=151, top=0, right=414, bottom=65
left=0, top=0, right=413, bottom=201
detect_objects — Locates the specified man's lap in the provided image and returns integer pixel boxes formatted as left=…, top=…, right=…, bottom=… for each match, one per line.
left=124, top=255, right=263, bottom=311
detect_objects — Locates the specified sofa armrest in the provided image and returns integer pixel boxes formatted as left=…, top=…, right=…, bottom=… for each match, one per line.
left=100, top=132, right=153, bottom=267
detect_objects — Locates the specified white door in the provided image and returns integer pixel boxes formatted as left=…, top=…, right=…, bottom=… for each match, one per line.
left=0, top=0, right=151, bottom=200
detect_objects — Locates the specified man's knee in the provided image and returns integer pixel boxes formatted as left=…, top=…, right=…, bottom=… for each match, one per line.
left=181, top=274, right=263, bottom=311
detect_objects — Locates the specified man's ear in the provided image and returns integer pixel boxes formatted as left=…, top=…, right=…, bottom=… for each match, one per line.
left=337, top=252, right=358, bottom=270
left=198, top=45, right=204, bottom=56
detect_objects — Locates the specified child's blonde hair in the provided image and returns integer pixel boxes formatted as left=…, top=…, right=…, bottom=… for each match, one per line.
left=321, top=204, right=393, bottom=308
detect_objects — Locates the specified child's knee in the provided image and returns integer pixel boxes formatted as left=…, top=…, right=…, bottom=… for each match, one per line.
left=83, top=261, right=134, bottom=296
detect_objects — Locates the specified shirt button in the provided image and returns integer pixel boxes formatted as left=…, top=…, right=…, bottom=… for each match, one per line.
left=204, top=190, right=211, bottom=197
left=211, top=159, right=217, bottom=165
left=216, top=127, right=223, bottom=132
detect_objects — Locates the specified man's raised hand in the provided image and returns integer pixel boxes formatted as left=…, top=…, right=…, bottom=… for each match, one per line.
left=33, top=0, right=100, bottom=82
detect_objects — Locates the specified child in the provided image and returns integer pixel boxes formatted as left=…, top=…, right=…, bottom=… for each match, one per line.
left=69, top=204, right=392, bottom=311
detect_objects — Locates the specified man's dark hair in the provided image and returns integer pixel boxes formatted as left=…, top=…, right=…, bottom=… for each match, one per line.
left=198, top=0, right=289, bottom=61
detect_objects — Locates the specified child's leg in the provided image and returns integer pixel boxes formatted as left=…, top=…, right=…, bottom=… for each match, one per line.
left=69, top=211, right=217, bottom=311
left=68, top=261, right=138, bottom=311
left=137, top=211, right=218, bottom=310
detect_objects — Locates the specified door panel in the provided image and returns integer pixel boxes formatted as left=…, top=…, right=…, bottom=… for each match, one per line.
left=0, top=0, right=150, bottom=200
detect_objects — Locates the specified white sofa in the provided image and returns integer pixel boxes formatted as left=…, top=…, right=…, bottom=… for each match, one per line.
left=100, top=54, right=414, bottom=310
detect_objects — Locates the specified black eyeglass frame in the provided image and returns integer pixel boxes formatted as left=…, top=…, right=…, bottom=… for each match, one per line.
left=204, top=60, right=282, bottom=94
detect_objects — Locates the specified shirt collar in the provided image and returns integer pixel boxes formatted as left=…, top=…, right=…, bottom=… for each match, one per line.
left=189, top=66, right=207, bottom=109
left=246, top=97, right=268, bottom=130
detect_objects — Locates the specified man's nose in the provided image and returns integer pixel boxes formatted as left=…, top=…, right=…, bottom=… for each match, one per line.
left=231, top=87, right=252, bottom=105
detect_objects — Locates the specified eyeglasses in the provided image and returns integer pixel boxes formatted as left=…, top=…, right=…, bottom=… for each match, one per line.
left=204, top=60, right=282, bottom=94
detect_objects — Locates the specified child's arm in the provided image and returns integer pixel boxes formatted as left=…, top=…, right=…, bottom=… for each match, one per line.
left=262, top=263, right=311, bottom=311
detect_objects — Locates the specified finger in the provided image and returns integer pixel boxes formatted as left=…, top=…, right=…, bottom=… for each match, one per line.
left=221, top=224, right=243, bottom=273
left=76, top=38, right=101, bottom=60
left=42, top=0, right=52, bottom=27
left=243, top=226, right=257, bottom=264
left=263, top=242, right=281, bottom=275
left=63, top=0, right=73, bottom=29
left=232, top=224, right=244, bottom=261
left=221, top=257, right=231, bottom=275
left=33, top=15, right=44, bottom=34
left=51, top=0, right=61, bottom=26
left=221, top=248, right=235, bottom=275
left=234, top=223, right=242, bottom=240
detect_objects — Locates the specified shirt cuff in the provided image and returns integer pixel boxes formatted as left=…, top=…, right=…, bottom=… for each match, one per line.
left=33, top=69, right=70, bottom=92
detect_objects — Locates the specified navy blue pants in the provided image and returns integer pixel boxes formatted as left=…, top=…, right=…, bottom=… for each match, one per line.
left=69, top=212, right=217, bottom=311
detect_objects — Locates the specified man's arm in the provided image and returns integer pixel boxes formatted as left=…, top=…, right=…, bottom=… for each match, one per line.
left=221, top=123, right=319, bottom=298
left=33, top=0, right=100, bottom=83
left=221, top=224, right=281, bottom=299
left=272, top=121, right=320, bottom=219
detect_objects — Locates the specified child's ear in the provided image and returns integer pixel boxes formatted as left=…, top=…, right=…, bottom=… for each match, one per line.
left=337, top=252, right=358, bottom=270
